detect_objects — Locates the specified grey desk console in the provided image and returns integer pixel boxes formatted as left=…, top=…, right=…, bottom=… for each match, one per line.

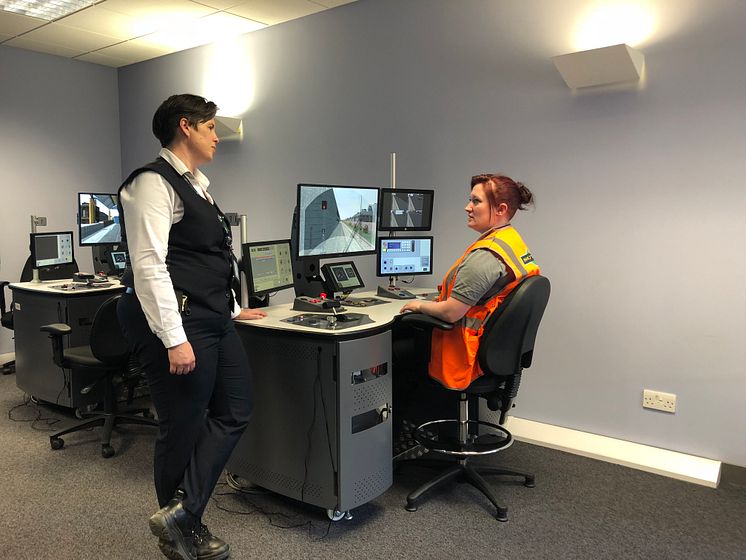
left=229, top=289, right=432, bottom=519
left=9, top=280, right=124, bottom=408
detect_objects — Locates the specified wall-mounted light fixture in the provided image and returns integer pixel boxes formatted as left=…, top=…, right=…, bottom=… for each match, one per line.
left=552, top=43, right=644, bottom=89
left=215, top=115, right=243, bottom=142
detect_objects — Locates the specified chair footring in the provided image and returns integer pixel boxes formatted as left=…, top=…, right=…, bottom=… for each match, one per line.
left=413, top=418, right=513, bottom=456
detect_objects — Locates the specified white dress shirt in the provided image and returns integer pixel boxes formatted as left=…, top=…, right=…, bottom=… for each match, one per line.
left=120, top=148, right=240, bottom=348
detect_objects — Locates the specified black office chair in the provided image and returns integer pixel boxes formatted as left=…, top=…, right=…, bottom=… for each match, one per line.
left=399, top=275, right=550, bottom=521
left=1, top=280, right=14, bottom=374
left=0, top=257, right=79, bottom=375
left=40, top=294, right=157, bottom=458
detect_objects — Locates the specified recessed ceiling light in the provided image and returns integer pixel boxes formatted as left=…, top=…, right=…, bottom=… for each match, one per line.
left=0, top=1, right=94, bottom=21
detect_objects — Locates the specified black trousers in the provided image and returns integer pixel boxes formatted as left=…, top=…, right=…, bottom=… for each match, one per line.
left=391, top=321, right=457, bottom=437
left=118, top=293, right=253, bottom=519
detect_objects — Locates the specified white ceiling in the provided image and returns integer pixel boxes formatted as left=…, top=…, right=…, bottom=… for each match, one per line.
left=0, top=0, right=356, bottom=67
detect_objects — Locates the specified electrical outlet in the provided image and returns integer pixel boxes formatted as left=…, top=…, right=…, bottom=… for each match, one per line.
left=643, top=389, right=677, bottom=413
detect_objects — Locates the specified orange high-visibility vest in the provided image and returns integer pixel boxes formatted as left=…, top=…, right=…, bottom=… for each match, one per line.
left=429, top=225, right=540, bottom=390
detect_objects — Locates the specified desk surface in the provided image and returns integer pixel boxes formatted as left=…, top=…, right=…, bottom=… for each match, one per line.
left=235, top=288, right=435, bottom=335
left=10, top=278, right=124, bottom=296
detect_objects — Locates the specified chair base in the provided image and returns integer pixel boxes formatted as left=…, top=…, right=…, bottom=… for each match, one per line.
left=49, top=407, right=157, bottom=458
left=404, top=459, right=535, bottom=521
left=1, top=359, right=14, bottom=375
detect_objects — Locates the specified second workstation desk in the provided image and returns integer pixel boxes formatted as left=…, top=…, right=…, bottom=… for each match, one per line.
left=228, top=288, right=434, bottom=520
left=9, top=279, right=124, bottom=408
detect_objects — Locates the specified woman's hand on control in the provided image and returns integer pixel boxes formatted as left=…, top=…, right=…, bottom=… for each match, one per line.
left=168, top=341, right=196, bottom=375
left=236, top=308, right=268, bottom=320
left=400, top=301, right=422, bottom=314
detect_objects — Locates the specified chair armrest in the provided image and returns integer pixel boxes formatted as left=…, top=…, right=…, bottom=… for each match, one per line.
left=399, top=312, right=454, bottom=331
left=40, top=323, right=72, bottom=336
left=0, top=280, right=9, bottom=315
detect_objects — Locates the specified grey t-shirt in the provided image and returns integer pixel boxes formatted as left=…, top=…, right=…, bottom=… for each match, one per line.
left=450, top=249, right=509, bottom=306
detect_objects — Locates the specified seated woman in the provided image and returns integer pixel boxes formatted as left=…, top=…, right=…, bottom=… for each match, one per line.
left=393, top=173, right=539, bottom=448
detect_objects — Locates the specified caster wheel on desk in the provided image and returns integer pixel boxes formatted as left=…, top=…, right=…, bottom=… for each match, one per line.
left=326, top=509, right=345, bottom=522
left=101, top=444, right=115, bottom=458
left=50, top=437, right=64, bottom=450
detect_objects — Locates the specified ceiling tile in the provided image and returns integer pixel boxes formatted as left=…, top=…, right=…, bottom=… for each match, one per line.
left=99, top=0, right=215, bottom=20
left=227, top=0, right=324, bottom=26
left=75, top=50, right=130, bottom=67
left=0, top=11, right=46, bottom=36
left=311, top=0, right=356, bottom=7
left=21, top=22, right=121, bottom=52
left=189, top=1, right=245, bottom=9
left=137, top=11, right=263, bottom=51
left=95, top=37, right=173, bottom=63
left=5, top=35, right=83, bottom=57
left=56, top=5, right=143, bottom=40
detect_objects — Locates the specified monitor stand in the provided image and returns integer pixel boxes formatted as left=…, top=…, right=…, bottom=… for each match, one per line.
left=377, top=277, right=415, bottom=300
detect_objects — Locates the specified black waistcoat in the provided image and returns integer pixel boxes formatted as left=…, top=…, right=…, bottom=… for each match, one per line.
left=118, top=157, right=234, bottom=315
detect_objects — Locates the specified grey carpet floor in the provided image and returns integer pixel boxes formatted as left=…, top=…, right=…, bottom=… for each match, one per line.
left=0, top=372, right=743, bottom=560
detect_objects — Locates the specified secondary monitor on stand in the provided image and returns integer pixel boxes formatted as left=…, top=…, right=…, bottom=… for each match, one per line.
left=291, top=183, right=379, bottom=298
left=376, top=236, right=433, bottom=299
left=29, top=231, right=75, bottom=282
left=378, top=188, right=434, bottom=232
left=77, top=192, right=126, bottom=275
left=242, top=239, right=295, bottom=306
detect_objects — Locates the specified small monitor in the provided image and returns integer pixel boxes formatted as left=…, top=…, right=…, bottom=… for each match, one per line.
left=78, top=192, right=122, bottom=246
left=30, top=231, right=74, bottom=269
left=377, top=236, right=433, bottom=277
left=296, top=183, right=379, bottom=258
left=321, top=261, right=365, bottom=293
left=242, top=239, right=295, bottom=297
left=378, top=188, right=434, bottom=231
left=109, top=251, right=128, bottom=271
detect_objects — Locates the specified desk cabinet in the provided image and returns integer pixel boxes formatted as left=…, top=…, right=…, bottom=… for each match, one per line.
left=11, top=284, right=123, bottom=408
left=229, top=326, right=392, bottom=516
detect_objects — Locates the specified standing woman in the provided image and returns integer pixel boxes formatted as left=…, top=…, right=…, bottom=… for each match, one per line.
left=400, top=173, right=540, bottom=391
left=117, top=94, right=265, bottom=560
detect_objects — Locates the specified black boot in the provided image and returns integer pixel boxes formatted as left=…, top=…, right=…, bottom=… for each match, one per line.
left=158, top=523, right=230, bottom=560
left=149, top=495, right=199, bottom=560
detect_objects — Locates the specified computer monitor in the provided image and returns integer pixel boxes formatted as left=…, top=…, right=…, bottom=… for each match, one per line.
left=376, top=236, right=433, bottom=277
left=378, top=188, right=434, bottom=232
left=296, top=183, right=379, bottom=259
left=30, top=231, right=74, bottom=270
left=78, top=192, right=122, bottom=246
left=320, top=261, right=365, bottom=294
left=108, top=250, right=128, bottom=271
left=242, top=239, right=295, bottom=297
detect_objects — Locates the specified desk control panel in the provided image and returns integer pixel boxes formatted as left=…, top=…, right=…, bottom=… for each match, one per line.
left=292, top=296, right=345, bottom=313
left=343, top=296, right=389, bottom=308
left=377, top=285, right=416, bottom=300
left=50, top=282, right=113, bottom=291
left=282, top=312, right=373, bottom=330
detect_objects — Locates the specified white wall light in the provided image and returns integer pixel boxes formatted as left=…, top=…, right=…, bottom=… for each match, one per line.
left=552, top=43, right=644, bottom=90
left=215, top=115, right=243, bottom=142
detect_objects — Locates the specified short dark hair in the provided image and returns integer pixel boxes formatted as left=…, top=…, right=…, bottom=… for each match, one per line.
left=152, top=94, right=218, bottom=148
left=471, top=173, right=535, bottom=219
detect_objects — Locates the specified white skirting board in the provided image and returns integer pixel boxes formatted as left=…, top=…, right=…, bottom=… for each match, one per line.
left=504, top=416, right=721, bottom=488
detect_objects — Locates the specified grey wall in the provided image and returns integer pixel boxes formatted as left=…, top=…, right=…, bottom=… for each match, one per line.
left=6, top=0, right=734, bottom=467
left=0, top=45, right=121, bottom=354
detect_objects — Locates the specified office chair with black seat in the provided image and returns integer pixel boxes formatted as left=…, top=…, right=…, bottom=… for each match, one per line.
left=1, top=280, right=15, bottom=374
left=40, top=294, right=157, bottom=458
left=399, top=275, right=550, bottom=522
left=1, top=257, right=80, bottom=375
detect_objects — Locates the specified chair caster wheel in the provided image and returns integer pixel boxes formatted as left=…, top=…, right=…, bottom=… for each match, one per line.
left=405, top=503, right=418, bottom=512
left=143, top=410, right=155, bottom=419
left=50, top=437, right=64, bottom=450
left=101, top=444, right=115, bottom=458
left=496, top=508, right=508, bottom=522
left=524, top=476, right=535, bottom=488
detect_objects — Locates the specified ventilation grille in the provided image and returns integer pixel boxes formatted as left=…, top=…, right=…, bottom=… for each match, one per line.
left=237, top=462, right=323, bottom=499
left=352, top=382, right=389, bottom=415
left=353, top=469, right=392, bottom=503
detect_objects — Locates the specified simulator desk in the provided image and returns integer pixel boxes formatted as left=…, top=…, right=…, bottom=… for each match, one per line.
left=229, top=288, right=433, bottom=520
left=9, top=280, right=124, bottom=408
